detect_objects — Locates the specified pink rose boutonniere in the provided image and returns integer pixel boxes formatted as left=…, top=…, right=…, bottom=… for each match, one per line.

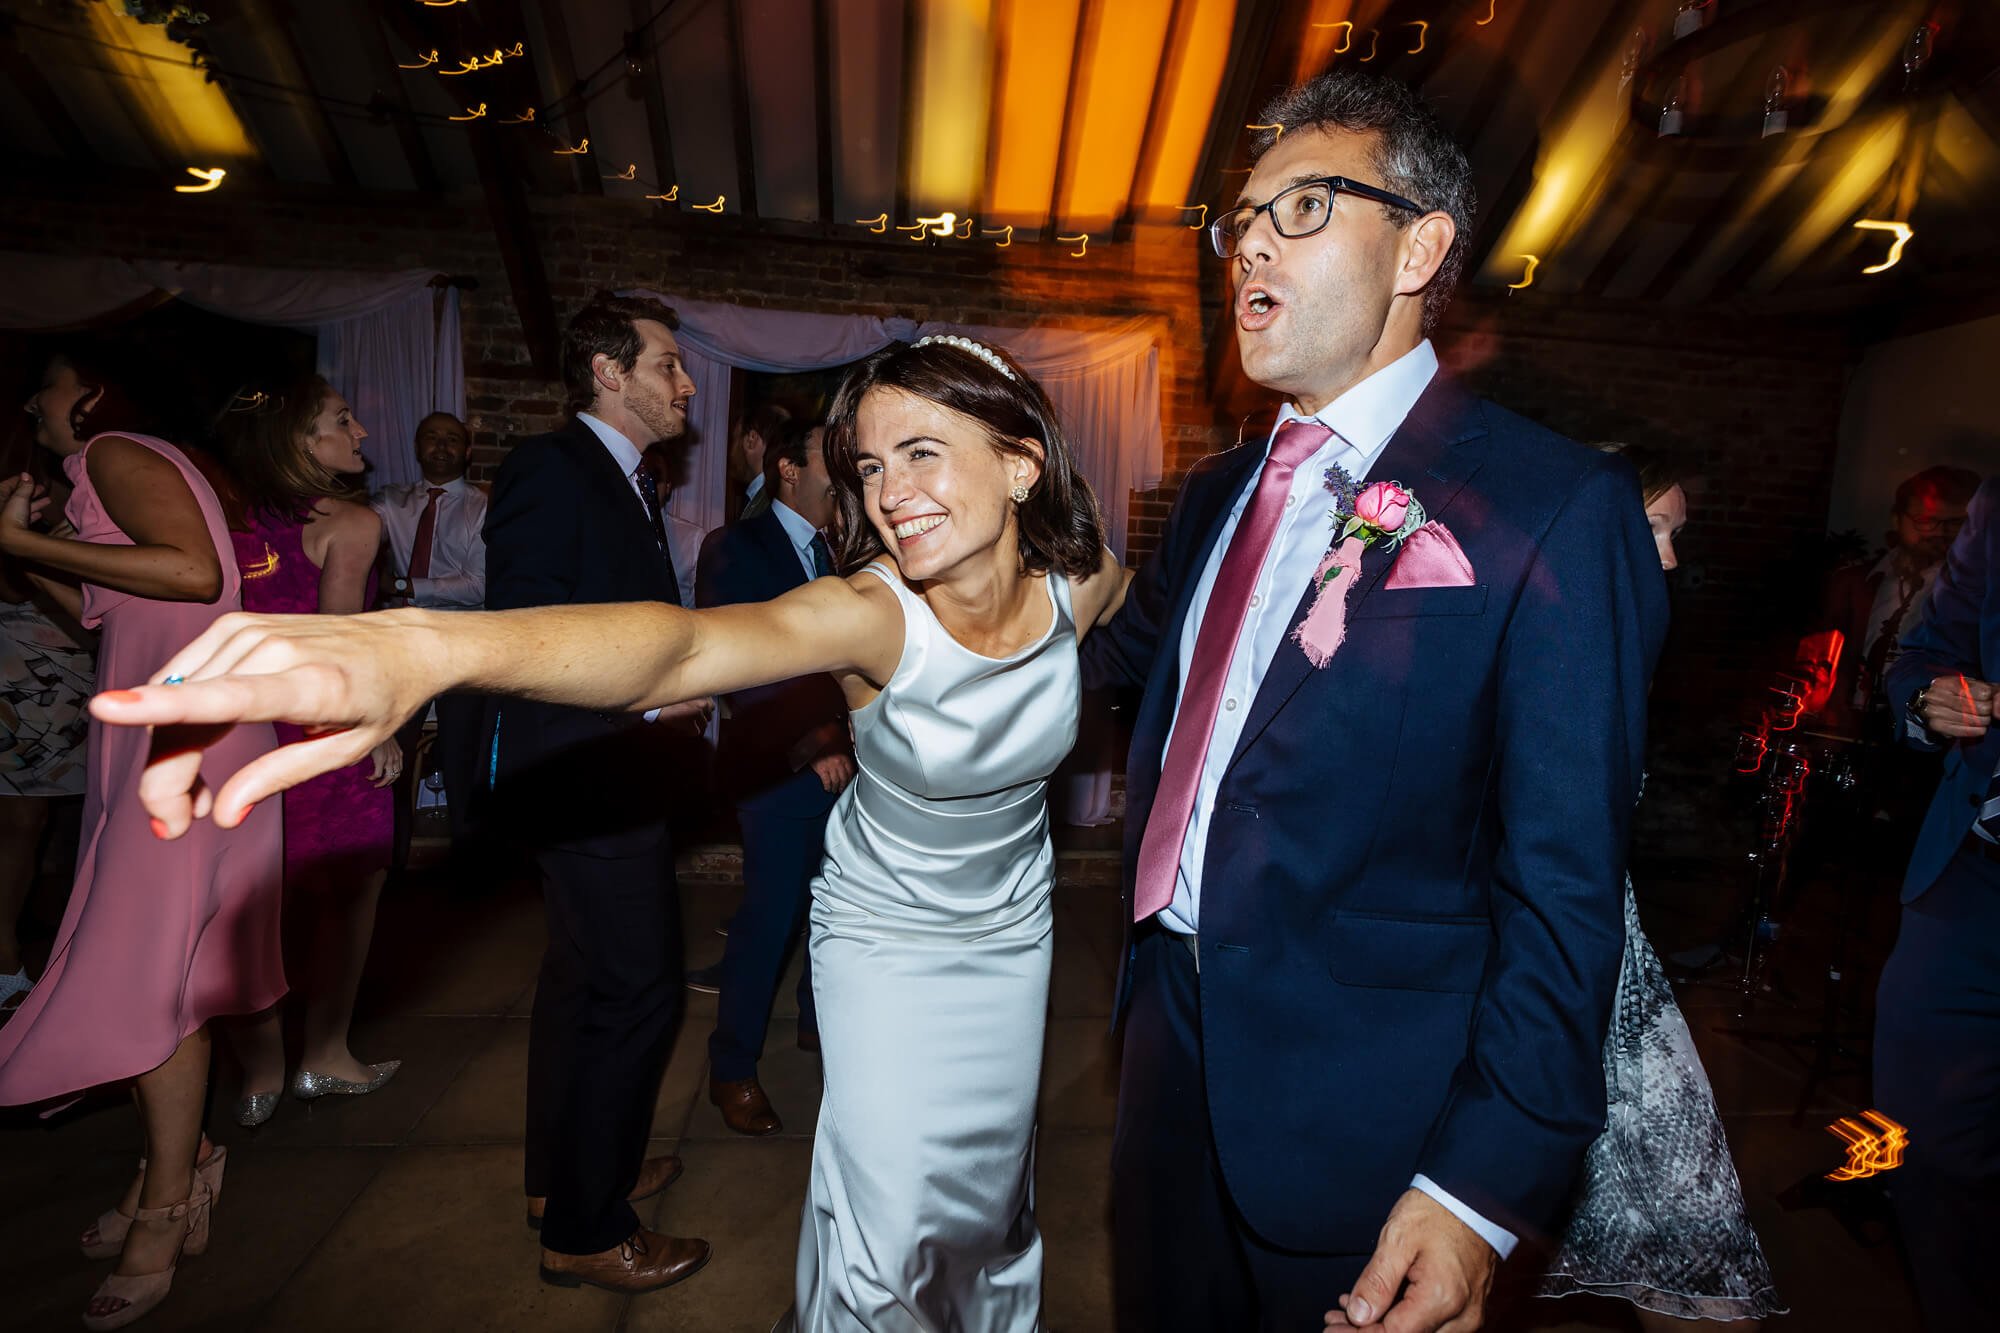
left=1292, top=469, right=1428, bottom=668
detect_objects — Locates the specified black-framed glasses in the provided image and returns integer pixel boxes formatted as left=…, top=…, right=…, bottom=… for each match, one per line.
left=1208, top=175, right=1424, bottom=259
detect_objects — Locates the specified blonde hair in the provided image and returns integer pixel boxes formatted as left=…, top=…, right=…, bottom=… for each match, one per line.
left=217, top=375, right=364, bottom=523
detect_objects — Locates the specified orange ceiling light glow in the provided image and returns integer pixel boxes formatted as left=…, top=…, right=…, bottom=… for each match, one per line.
left=1133, top=0, right=1238, bottom=224
left=907, top=0, right=995, bottom=214
left=1853, top=219, right=1915, bottom=274
left=1297, top=3, right=1359, bottom=81
left=1057, top=0, right=1177, bottom=231
left=987, top=0, right=1083, bottom=225
left=84, top=6, right=254, bottom=166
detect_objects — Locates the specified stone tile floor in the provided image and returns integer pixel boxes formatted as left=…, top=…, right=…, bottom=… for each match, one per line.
left=0, top=850, right=1919, bottom=1331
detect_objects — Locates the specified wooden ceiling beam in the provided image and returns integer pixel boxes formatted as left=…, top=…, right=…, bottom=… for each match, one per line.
left=356, top=1, right=443, bottom=193
left=724, top=0, right=759, bottom=218
left=1044, top=0, right=1100, bottom=235
left=812, top=0, right=836, bottom=224
left=629, top=0, right=681, bottom=211
left=1114, top=0, right=1193, bottom=240
left=241, top=0, right=359, bottom=188
left=516, top=0, right=601, bottom=195
left=0, top=21, right=98, bottom=165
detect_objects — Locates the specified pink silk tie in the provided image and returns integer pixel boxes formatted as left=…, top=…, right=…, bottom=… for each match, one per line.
left=1133, top=418, right=1335, bottom=923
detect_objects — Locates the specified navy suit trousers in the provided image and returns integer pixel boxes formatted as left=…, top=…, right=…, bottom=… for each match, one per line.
left=709, top=802, right=825, bottom=1081
left=1874, top=841, right=2000, bottom=1330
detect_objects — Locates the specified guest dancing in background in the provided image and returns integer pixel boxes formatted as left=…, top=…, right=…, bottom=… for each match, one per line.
left=214, top=376, right=400, bottom=1127
left=0, top=346, right=282, bottom=1330
left=92, top=335, right=1131, bottom=1330
left=1537, top=444, right=1782, bottom=1328
left=0, top=435, right=93, bottom=1011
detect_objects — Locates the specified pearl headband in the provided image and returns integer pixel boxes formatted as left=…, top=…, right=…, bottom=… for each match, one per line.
left=912, top=334, right=1017, bottom=382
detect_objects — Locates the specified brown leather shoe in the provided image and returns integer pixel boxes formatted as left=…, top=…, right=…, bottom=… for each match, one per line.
left=710, top=1075, right=782, bottom=1136
left=538, top=1228, right=710, bottom=1294
left=526, top=1154, right=685, bottom=1230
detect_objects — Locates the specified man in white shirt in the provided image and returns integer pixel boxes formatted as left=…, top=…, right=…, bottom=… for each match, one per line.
left=374, top=412, right=489, bottom=846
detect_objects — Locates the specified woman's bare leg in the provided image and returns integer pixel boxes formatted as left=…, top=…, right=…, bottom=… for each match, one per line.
left=296, top=866, right=389, bottom=1081
left=84, top=1028, right=210, bottom=1318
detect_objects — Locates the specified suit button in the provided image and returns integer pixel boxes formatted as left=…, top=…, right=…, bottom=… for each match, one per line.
left=1224, top=698, right=1239, bottom=712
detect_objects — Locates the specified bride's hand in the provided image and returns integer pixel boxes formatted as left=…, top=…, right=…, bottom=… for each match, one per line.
left=89, top=608, right=445, bottom=836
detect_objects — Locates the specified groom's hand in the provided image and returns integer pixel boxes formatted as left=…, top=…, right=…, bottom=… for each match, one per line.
left=1325, top=1188, right=1496, bottom=1332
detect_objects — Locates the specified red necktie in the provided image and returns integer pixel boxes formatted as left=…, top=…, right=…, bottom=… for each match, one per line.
left=408, top=486, right=445, bottom=581
left=1132, top=419, right=1334, bottom=922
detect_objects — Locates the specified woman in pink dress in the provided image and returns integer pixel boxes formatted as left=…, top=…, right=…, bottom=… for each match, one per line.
left=215, top=377, right=399, bottom=1126
left=0, top=348, right=283, bottom=1330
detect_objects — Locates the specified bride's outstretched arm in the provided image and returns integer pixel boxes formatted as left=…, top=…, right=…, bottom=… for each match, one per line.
left=90, top=572, right=902, bottom=835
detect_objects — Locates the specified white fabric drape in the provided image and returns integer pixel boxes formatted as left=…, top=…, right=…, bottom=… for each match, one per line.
left=0, top=253, right=461, bottom=491
left=622, top=291, right=1165, bottom=558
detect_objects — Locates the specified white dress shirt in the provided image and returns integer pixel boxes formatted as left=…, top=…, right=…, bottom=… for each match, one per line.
left=1156, top=340, right=1517, bottom=1257
left=769, top=498, right=823, bottom=581
left=372, top=476, right=487, bottom=609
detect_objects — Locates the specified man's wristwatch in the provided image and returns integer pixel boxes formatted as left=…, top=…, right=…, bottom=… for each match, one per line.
left=391, top=575, right=411, bottom=598
left=1907, top=681, right=1932, bottom=729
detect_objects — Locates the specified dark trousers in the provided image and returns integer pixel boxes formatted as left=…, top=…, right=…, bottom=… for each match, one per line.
left=1112, top=928, right=1366, bottom=1332
left=1875, top=841, right=2000, bottom=1331
left=524, top=836, right=684, bottom=1255
left=709, top=804, right=823, bottom=1082
left=433, top=691, right=488, bottom=841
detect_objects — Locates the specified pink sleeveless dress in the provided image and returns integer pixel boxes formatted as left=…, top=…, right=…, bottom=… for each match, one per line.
left=232, top=505, right=392, bottom=884
left=0, top=433, right=285, bottom=1107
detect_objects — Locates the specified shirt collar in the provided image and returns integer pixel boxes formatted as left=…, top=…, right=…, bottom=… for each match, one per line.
left=414, top=475, right=471, bottom=497
left=745, top=472, right=767, bottom=500
left=1271, top=339, right=1439, bottom=473
left=576, top=412, right=645, bottom=478
left=769, top=497, right=820, bottom=553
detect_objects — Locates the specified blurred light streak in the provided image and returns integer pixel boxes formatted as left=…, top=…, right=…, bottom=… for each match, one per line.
left=982, top=225, right=1014, bottom=247
left=499, top=109, right=535, bottom=124
left=1404, top=21, right=1428, bottom=54
left=1298, top=6, right=1357, bottom=80
left=1476, top=0, right=1497, bottom=24
left=398, top=50, right=440, bottom=69
left=916, top=211, right=960, bottom=237
left=1247, top=122, right=1284, bottom=139
left=1755, top=113, right=1905, bottom=290
left=1182, top=203, right=1208, bottom=229
left=1507, top=255, right=1539, bottom=289
left=1826, top=1110, right=1907, bottom=1181
left=553, top=137, right=590, bottom=154
left=1853, top=219, right=1914, bottom=274
left=449, top=104, right=488, bottom=121
left=857, top=213, right=889, bottom=233
left=173, top=166, right=226, bottom=193
left=908, top=0, right=994, bottom=215
left=610, top=164, right=637, bottom=181
left=647, top=187, right=681, bottom=202
left=1057, top=232, right=1090, bottom=256
left=694, top=196, right=727, bottom=213
left=1357, top=29, right=1380, bottom=62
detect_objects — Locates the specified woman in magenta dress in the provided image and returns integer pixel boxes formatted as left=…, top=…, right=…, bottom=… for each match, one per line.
left=216, top=377, right=399, bottom=1126
left=0, top=348, right=283, bottom=1330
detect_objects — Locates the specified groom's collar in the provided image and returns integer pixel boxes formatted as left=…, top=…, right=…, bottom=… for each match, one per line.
left=1271, top=339, right=1439, bottom=474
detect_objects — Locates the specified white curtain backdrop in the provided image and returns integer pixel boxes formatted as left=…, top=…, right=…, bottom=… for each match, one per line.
left=0, top=253, right=462, bottom=491
left=622, top=292, right=1166, bottom=559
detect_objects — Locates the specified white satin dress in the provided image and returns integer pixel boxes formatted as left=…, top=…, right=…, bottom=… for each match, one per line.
left=790, top=561, right=1077, bottom=1332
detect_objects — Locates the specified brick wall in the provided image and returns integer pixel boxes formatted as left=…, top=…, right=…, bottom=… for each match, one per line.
left=7, top=182, right=1857, bottom=711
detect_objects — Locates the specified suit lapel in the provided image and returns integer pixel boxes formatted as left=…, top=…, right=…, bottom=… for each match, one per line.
left=1225, top=376, right=1489, bottom=772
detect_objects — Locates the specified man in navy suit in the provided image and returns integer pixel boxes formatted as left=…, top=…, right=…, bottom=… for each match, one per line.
left=1081, top=70, right=1666, bottom=1331
left=484, top=291, right=712, bottom=1295
left=1879, top=474, right=2000, bottom=1330
left=695, top=416, right=853, bottom=1135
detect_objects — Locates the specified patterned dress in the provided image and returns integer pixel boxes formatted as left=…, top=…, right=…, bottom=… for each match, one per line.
left=1538, top=880, right=1785, bottom=1320
left=0, top=596, right=92, bottom=797
left=232, top=505, right=392, bottom=883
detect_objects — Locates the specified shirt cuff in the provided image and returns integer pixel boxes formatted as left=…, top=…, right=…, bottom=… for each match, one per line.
left=642, top=707, right=662, bottom=723
left=1411, top=1175, right=1516, bottom=1259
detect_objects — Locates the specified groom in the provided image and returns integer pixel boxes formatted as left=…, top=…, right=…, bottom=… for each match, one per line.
left=1083, top=70, right=1667, bottom=1331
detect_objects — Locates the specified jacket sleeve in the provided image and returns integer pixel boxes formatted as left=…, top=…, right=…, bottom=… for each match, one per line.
left=483, top=444, right=578, bottom=612
left=1887, top=478, right=1996, bottom=752
left=1081, top=462, right=1219, bottom=691
left=1415, top=458, right=1669, bottom=1241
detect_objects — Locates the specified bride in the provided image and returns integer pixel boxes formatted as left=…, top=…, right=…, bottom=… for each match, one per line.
left=95, top=335, right=1128, bottom=1331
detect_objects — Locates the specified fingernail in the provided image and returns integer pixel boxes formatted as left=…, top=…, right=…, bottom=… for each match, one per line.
left=149, top=817, right=169, bottom=839
left=1348, top=1299, right=1372, bottom=1323
left=99, top=689, right=144, bottom=703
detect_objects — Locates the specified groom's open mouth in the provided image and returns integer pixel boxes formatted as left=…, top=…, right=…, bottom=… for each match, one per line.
left=1238, top=283, right=1281, bottom=332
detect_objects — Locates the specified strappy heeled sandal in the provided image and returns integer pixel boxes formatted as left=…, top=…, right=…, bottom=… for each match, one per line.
left=80, top=1178, right=212, bottom=1331
left=79, top=1143, right=226, bottom=1261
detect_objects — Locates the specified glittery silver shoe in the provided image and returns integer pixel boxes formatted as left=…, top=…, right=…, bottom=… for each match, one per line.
left=289, top=1060, right=401, bottom=1101
left=234, top=1091, right=280, bottom=1127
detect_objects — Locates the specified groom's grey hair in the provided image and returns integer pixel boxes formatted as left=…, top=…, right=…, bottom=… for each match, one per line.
left=1250, top=69, right=1476, bottom=335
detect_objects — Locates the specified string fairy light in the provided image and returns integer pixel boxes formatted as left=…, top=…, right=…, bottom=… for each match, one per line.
left=645, top=186, right=680, bottom=201
left=1476, top=0, right=1497, bottom=23
left=498, top=108, right=535, bottom=124
left=1310, top=21, right=1355, bottom=53
left=1825, top=1110, right=1907, bottom=1181
left=1246, top=122, right=1283, bottom=139
left=1057, top=233, right=1090, bottom=258
left=914, top=211, right=958, bottom=238
left=1357, top=29, right=1381, bottom=62
left=1507, top=254, right=1540, bottom=289
left=856, top=213, right=888, bottom=233
left=553, top=137, right=590, bottom=154
left=173, top=166, right=226, bottom=193
left=955, top=217, right=973, bottom=239
left=1404, top=21, right=1429, bottom=54
left=397, top=49, right=439, bottom=69
left=609, top=163, right=637, bottom=180
left=1181, top=204, right=1208, bottom=229
left=418, top=1, right=469, bottom=7
left=448, top=103, right=487, bottom=121
left=981, top=225, right=1014, bottom=248
left=1853, top=219, right=1914, bottom=274
left=693, top=196, right=726, bottom=212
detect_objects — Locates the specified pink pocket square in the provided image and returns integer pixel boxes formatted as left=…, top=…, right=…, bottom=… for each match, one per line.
left=1384, top=521, right=1475, bottom=589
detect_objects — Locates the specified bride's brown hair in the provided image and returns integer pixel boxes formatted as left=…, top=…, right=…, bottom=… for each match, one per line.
left=822, top=340, right=1103, bottom=578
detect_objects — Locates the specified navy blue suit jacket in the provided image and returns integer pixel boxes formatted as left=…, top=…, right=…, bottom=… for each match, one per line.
left=1886, top=476, right=2000, bottom=900
left=695, top=507, right=848, bottom=819
left=482, top=417, right=683, bottom=856
left=1081, top=374, right=1668, bottom=1253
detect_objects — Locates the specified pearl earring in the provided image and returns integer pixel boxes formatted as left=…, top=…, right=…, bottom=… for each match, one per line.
left=1010, top=484, right=1030, bottom=504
